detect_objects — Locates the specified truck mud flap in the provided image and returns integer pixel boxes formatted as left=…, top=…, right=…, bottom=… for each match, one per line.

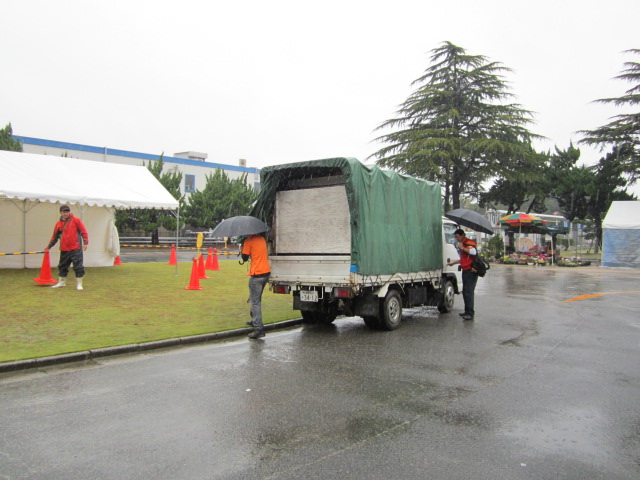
left=354, top=295, right=379, bottom=318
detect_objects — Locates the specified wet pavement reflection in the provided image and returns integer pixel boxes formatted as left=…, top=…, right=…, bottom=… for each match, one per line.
left=1, top=265, right=639, bottom=479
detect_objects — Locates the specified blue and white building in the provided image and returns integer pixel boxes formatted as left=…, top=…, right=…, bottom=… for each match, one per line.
left=13, top=135, right=261, bottom=196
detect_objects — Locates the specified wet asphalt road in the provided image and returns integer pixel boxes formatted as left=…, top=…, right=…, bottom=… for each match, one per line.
left=117, top=246, right=240, bottom=264
left=1, top=265, right=639, bottom=479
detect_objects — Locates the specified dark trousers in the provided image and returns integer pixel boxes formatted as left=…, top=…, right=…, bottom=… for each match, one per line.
left=248, top=274, right=270, bottom=330
left=58, top=249, right=85, bottom=278
left=462, top=269, right=478, bottom=316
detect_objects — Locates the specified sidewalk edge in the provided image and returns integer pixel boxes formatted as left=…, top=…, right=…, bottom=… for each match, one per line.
left=0, top=319, right=303, bottom=374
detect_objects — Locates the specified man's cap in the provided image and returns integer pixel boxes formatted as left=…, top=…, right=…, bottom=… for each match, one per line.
left=59, top=204, right=71, bottom=212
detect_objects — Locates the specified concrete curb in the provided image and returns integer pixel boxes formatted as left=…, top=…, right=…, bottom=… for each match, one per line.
left=0, top=319, right=303, bottom=374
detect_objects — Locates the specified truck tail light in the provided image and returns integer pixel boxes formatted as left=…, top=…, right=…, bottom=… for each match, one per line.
left=333, top=287, right=352, bottom=298
left=273, top=285, right=290, bottom=294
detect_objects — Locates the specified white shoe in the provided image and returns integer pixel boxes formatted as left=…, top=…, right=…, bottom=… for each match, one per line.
left=51, top=277, right=67, bottom=288
left=76, top=278, right=83, bottom=291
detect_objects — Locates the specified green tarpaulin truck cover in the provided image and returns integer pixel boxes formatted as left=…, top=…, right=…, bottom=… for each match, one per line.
left=251, top=157, right=443, bottom=276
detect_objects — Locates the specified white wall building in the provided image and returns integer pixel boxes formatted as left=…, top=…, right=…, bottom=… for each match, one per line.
left=14, top=135, right=261, bottom=196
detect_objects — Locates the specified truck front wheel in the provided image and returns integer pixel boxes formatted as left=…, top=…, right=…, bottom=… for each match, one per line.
left=380, top=290, right=402, bottom=330
left=438, top=279, right=455, bottom=313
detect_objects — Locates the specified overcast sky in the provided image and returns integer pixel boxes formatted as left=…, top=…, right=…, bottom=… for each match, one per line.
left=2, top=0, right=638, bottom=192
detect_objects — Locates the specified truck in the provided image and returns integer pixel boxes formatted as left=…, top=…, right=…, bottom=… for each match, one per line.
left=250, top=157, right=462, bottom=330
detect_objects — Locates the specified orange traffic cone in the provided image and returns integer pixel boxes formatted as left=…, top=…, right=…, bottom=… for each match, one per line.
left=33, top=251, right=57, bottom=285
left=210, top=248, right=221, bottom=271
left=113, top=256, right=122, bottom=265
left=168, top=244, right=177, bottom=265
left=185, top=257, right=203, bottom=290
left=198, top=254, right=210, bottom=279
left=205, top=248, right=214, bottom=269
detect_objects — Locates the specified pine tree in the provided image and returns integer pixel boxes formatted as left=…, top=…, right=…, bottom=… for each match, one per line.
left=579, top=49, right=640, bottom=182
left=371, top=41, right=542, bottom=210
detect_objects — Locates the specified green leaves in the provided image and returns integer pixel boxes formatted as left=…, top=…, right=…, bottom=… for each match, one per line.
left=0, top=123, right=22, bottom=152
left=182, top=169, right=257, bottom=229
left=115, top=155, right=185, bottom=240
left=579, top=49, right=640, bottom=182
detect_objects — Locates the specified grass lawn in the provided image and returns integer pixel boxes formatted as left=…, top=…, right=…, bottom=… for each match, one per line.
left=0, top=261, right=300, bottom=363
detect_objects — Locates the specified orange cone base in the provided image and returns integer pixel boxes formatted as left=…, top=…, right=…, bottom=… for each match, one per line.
left=185, top=258, right=203, bottom=290
left=33, top=251, right=57, bottom=285
left=205, top=248, right=214, bottom=269
left=168, top=244, right=177, bottom=265
left=209, top=248, right=221, bottom=271
left=198, top=255, right=210, bottom=279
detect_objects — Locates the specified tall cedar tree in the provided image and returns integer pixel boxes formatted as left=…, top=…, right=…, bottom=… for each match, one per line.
left=579, top=49, right=640, bottom=182
left=0, top=123, right=23, bottom=151
left=371, top=41, right=542, bottom=210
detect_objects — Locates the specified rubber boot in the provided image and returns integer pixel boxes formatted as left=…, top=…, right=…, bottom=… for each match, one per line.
left=76, top=278, right=84, bottom=291
left=51, top=277, right=67, bottom=288
left=248, top=329, right=265, bottom=339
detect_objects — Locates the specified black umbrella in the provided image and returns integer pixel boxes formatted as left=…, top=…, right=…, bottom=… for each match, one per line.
left=211, top=216, right=270, bottom=238
left=444, top=208, right=494, bottom=235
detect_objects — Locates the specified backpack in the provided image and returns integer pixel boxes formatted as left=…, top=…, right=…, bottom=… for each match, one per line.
left=471, top=255, right=490, bottom=277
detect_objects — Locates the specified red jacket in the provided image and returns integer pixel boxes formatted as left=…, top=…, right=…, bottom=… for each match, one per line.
left=48, top=214, right=89, bottom=251
left=460, top=238, right=477, bottom=271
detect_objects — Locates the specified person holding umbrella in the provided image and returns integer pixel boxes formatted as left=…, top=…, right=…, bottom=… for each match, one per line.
left=241, top=233, right=271, bottom=339
left=447, top=228, right=477, bottom=321
left=211, top=216, right=272, bottom=340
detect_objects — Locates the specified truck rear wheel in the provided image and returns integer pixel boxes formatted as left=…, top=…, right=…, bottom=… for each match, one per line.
left=380, top=290, right=402, bottom=330
left=363, top=316, right=380, bottom=329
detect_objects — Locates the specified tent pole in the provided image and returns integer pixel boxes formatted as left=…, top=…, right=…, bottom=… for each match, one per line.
left=23, top=200, right=27, bottom=269
left=176, top=207, right=180, bottom=276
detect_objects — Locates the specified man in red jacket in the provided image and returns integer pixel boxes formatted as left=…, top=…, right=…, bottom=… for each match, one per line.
left=45, top=204, right=89, bottom=290
left=447, top=228, right=478, bottom=321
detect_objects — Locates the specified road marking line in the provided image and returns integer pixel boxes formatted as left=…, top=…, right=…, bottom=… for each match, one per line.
left=562, top=291, right=640, bottom=303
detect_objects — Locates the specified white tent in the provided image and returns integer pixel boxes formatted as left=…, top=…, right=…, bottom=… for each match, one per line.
left=0, top=150, right=179, bottom=269
left=601, top=201, right=640, bottom=269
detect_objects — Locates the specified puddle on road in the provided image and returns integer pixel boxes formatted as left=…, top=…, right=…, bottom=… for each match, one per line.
left=501, top=407, right=614, bottom=460
left=403, top=306, right=441, bottom=319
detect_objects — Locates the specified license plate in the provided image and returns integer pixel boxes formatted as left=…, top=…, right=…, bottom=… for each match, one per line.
left=300, top=290, right=318, bottom=302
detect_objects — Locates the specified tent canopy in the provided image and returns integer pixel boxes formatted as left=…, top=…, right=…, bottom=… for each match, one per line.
left=602, top=201, right=640, bottom=230
left=0, top=150, right=179, bottom=209
left=602, top=201, right=640, bottom=269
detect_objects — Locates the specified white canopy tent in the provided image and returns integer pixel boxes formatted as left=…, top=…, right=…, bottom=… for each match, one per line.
left=601, top=201, right=640, bottom=269
left=0, top=150, right=179, bottom=269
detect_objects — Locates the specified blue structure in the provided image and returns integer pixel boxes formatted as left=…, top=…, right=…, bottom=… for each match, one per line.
left=602, top=201, right=640, bottom=269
